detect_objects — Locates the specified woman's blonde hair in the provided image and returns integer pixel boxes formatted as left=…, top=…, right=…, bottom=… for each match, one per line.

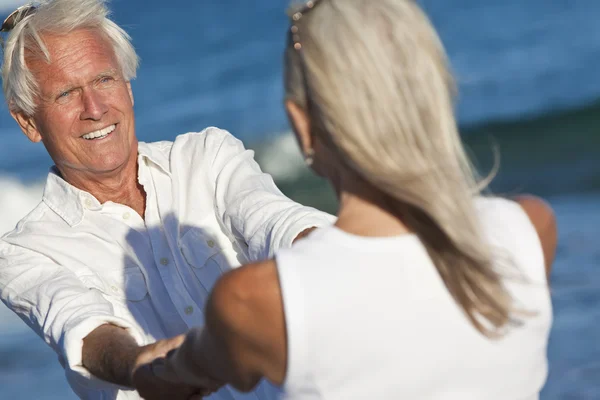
left=284, top=0, right=513, bottom=336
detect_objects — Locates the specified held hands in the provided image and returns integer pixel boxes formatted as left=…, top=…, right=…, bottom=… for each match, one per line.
left=130, top=335, right=221, bottom=399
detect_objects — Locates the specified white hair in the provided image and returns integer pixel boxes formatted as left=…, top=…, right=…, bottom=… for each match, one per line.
left=285, top=0, right=516, bottom=336
left=1, top=0, right=139, bottom=116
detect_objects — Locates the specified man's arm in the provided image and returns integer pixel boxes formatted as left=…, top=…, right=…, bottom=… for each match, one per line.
left=83, top=325, right=203, bottom=398
left=0, top=245, right=139, bottom=391
left=0, top=245, right=200, bottom=397
left=177, top=128, right=334, bottom=261
left=82, top=324, right=142, bottom=387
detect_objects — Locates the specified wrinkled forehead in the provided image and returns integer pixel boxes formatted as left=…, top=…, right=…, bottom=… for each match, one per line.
left=25, top=27, right=115, bottom=64
left=26, top=28, right=120, bottom=89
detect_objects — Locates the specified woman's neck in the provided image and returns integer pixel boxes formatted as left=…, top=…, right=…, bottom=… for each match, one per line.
left=334, top=175, right=410, bottom=238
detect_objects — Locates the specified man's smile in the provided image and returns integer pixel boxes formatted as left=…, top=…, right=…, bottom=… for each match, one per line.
left=81, top=124, right=116, bottom=140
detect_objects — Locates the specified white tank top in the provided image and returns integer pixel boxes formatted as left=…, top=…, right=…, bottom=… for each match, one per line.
left=275, top=197, right=552, bottom=400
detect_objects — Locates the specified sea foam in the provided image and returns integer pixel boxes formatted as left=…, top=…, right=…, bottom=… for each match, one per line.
left=255, top=131, right=306, bottom=182
left=0, top=175, right=40, bottom=333
left=0, top=176, right=44, bottom=236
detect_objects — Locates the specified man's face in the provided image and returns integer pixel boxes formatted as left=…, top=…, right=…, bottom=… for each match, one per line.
left=15, top=28, right=137, bottom=178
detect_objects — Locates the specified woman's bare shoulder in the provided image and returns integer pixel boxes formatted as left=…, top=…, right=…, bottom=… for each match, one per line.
left=513, top=195, right=558, bottom=279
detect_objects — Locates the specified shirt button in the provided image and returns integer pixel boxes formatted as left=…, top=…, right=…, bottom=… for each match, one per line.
left=122, top=212, right=131, bottom=220
left=184, top=306, right=194, bottom=315
left=110, top=285, right=119, bottom=293
left=207, top=240, right=215, bottom=248
left=84, top=198, right=93, bottom=209
left=160, top=258, right=169, bottom=266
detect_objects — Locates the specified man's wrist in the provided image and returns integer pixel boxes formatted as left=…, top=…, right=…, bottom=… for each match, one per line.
left=82, top=324, right=143, bottom=388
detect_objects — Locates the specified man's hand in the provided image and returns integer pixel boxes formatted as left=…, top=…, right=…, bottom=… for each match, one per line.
left=131, top=335, right=186, bottom=379
left=293, top=227, right=316, bottom=243
left=131, top=335, right=216, bottom=400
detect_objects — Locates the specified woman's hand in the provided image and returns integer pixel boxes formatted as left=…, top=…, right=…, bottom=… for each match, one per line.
left=132, top=335, right=220, bottom=399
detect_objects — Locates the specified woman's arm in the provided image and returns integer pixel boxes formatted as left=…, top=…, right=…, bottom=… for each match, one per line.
left=514, top=195, right=558, bottom=280
left=156, top=259, right=287, bottom=392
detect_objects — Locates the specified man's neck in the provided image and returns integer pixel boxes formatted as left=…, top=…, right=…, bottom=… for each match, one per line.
left=58, top=160, right=147, bottom=219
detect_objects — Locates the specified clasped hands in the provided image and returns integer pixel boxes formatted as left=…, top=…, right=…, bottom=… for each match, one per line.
left=130, top=334, right=223, bottom=400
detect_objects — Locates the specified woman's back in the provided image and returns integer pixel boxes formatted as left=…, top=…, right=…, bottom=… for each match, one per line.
left=276, top=197, right=552, bottom=400
left=149, top=1, right=556, bottom=396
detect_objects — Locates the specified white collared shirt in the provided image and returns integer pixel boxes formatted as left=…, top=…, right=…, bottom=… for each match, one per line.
left=0, top=127, right=333, bottom=400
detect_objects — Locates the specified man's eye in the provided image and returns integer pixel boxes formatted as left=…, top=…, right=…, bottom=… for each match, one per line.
left=100, top=76, right=114, bottom=83
left=57, top=91, right=71, bottom=99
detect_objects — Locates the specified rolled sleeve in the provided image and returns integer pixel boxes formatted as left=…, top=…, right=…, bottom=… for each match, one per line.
left=0, top=244, right=144, bottom=393
left=255, top=206, right=335, bottom=259
left=63, top=314, right=145, bottom=391
left=204, top=128, right=335, bottom=261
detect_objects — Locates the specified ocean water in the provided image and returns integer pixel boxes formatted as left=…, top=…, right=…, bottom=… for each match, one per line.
left=0, top=0, right=599, bottom=398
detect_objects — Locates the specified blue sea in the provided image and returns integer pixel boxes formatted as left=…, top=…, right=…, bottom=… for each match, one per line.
left=0, top=0, right=599, bottom=398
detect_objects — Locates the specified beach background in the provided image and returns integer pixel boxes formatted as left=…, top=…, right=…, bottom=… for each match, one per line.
left=0, top=0, right=599, bottom=398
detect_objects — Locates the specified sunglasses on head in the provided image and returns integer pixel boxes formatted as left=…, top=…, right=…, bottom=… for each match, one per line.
left=0, top=3, right=37, bottom=48
left=289, top=0, right=323, bottom=51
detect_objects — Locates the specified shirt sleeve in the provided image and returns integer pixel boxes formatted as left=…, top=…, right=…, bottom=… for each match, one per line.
left=201, top=127, right=335, bottom=261
left=0, top=243, right=145, bottom=394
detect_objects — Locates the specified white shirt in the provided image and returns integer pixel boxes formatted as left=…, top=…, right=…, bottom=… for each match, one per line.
left=276, top=197, right=552, bottom=400
left=0, top=127, right=333, bottom=400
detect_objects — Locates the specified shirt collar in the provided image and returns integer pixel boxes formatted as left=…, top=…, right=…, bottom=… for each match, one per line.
left=138, top=141, right=171, bottom=176
left=42, top=167, right=96, bottom=227
left=42, top=142, right=171, bottom=227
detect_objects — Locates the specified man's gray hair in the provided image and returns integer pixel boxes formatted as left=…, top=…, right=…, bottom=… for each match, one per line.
left=1, top=0, right=139, bottom=116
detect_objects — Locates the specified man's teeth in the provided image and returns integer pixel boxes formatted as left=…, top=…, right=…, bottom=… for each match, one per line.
left=82, top=125, right=116, bottom=140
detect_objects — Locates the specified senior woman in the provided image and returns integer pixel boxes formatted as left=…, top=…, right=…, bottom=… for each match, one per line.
left=146, top=0, right=556, bottom=399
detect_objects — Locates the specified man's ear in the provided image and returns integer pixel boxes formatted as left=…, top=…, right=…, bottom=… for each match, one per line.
left=285, top=100, right=312, bottom=156
left=11, top=110, right=42, bottom=143
left=127, top=81, right=134, bottom=107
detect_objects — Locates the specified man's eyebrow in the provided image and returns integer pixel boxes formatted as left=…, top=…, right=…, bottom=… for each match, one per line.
left=51, top=84, right=77, bottom=97
left=94, top=69, right=119, bottom=79
left=44, top=69, right=121, bottom=99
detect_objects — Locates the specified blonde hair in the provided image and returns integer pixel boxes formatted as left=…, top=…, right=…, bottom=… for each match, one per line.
left=2, top=0, right=139, bottom=116
left=284, top=0, right=513, bottom=336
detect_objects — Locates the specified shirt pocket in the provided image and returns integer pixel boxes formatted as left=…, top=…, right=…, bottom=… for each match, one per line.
left=179, top=227, right=228, bottom=292
left=80, top=263, right=148, bottom=302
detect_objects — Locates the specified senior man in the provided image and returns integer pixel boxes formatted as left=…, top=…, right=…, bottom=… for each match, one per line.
left=0, top=1, right=332, bottom=399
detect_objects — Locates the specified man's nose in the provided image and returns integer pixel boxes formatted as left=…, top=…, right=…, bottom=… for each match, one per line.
left=80, top=89, right=108, bottom=120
